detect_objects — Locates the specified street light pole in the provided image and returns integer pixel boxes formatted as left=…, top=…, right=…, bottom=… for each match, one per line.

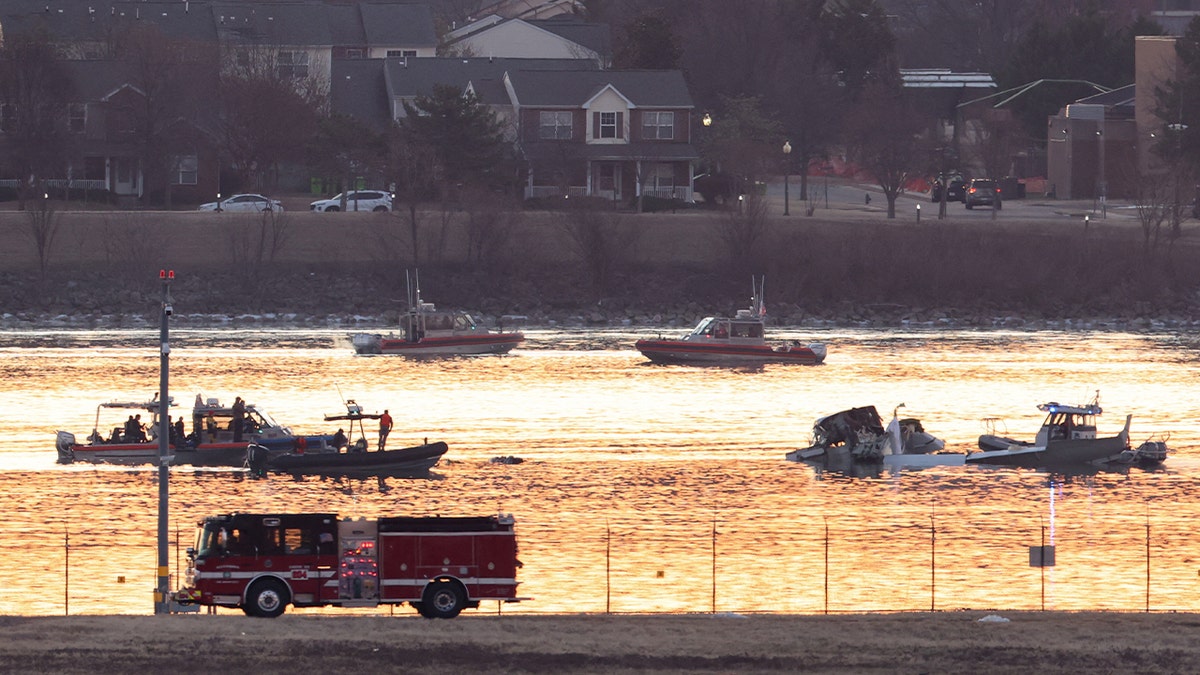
left=154, top=269, right=174, bottom=615
left=782, top=140, right=792, bottom=216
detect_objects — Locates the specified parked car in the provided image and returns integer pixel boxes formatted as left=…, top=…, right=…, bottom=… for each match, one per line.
left=929, top=172, right=966, bottom=203
left=309, top=190, right=392, bottom=212
left=198, top=193, right=284, bottom=212
left=963, top=178, right=1001, bottom=209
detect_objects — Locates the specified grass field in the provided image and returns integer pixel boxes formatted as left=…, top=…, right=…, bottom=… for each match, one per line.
left=3, top=612, right=1198, bottom=673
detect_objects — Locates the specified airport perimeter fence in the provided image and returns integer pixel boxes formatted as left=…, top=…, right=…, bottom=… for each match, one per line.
left=3, top=505, right=1194, bottom=617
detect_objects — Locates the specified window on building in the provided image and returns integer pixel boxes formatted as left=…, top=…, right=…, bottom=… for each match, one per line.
left=387, top=49, right=418, bottom=58
left=277, top=50, right=309, bottom=79
left=599, top=111, right=617, bottom=138
left=539, top=111, right=573, bottom=140
left=642, top=111, right=674, bottom=140
left=649, top=164, right=675, bottom=192
left=345, top=48, right=363, bottom=59
left=173, top=155, right=198, bottom=185
left=68, top=103, right=86, bottom=133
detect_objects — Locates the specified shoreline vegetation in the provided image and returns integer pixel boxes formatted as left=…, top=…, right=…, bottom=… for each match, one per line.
left=4, top=612, right=1200, bottom=673
left=0, top=210, right=1198, bottom=332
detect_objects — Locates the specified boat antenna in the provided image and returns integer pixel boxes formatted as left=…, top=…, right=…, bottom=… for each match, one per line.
left=751, top=276, right=765, bottom=317
left=335, top=382, right=348, bottom=408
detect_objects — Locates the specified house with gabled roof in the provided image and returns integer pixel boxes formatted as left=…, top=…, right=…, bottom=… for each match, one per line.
left=4, top=59, right=222, bottom=204
left=0, top=1, right=437, bottom=84
left=330, top=56, right=598, bottom=134
left=443, top=16, right=610, bottom=68
left=499, top=69, right=699, bottom=202
left=464, top=0, right=582, bottom=22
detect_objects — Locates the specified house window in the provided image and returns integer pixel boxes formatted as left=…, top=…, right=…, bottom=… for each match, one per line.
left=642, top=111, right=674, bottom=140
left=387, top=50, right=417, bottom=58
left=345, top=48, right=363, bottom=59
left=599, top=112, right=617, bottom=138
left=173, top=155, right=198, bottom=185
left=277, top=50, right=309, bottom=79
left=68, top=103, right=86, bottom=133
left=539, top=111, right=573, bottom=140
left=649, top=164, right=675, bottom=193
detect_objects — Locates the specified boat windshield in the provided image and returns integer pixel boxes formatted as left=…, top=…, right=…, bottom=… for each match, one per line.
left=251, top=407, right=278, bottom=429
left=453, top=313, right=477, bottom=331
left=689, top=317, right=717, bottom=336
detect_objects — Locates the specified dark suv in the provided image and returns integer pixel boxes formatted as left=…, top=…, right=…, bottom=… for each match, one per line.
left=930, top=172, right=966, bottom=203
left=963, top=178, right=1000, bottom=209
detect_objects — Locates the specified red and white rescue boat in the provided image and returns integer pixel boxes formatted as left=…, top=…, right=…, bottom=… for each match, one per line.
left=635, top=278, right=826, bottom=365
left=350, top=272, right=524, bottom=357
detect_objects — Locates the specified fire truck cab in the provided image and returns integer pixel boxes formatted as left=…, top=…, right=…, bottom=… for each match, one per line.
left=177, top=512, right=522, bottom=618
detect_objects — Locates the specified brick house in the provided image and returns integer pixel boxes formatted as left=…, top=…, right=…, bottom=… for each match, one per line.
left=0, top=0, right=436, bottom=204
left=498, top=69, right=699, bottom=202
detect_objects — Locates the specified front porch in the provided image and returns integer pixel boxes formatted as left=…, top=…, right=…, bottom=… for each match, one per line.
left=523, top=157, right=695, bottom=202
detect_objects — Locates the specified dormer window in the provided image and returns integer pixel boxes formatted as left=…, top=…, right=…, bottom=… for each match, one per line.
left=599, top=112, right=616, bottom=138
left=642, top=111, right=674, bottom=140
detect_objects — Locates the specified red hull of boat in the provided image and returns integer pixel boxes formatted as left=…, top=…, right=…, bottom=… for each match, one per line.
left=635, top=339, right=824, bottom=365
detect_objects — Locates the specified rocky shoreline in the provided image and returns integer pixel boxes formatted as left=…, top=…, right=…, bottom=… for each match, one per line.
left=2, top=265, right=1198, bottom=334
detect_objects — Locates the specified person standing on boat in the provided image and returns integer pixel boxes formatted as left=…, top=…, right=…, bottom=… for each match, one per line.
left=232, top=397, right=246, bottom=443
left=378, top=410, right=393, bottom=451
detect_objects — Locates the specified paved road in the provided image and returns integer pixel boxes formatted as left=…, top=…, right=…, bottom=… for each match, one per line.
left=760, top=175, right=1140, bottom=225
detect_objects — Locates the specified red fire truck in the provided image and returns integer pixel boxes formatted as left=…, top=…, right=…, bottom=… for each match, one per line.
left=175, top=512, right=522, bottom=618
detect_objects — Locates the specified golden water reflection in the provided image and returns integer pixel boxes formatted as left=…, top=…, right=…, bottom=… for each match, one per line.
left=0, top=328, right=1198, bottom=615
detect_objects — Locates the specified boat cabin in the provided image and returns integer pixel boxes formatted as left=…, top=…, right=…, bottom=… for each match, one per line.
left=191, top=396, right=288, bottom=445
left=400, top=304, right=478, bottom=341
left=687, top=311, right=765, bottom=342
left=87, top=398, right=172, bottom=444
left=1034, top=402, right=1100, bottom=445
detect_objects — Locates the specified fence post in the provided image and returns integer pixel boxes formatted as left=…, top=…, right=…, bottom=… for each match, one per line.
left=64, top=526, right=69, bottom=617
left=711, top=517, right=717, bottom=614
left=929, top=510, right=936, bottom=612
left=823, top=516, right=829, bottom=615
left=1145, top=511, right=1151, bottom=613
left=1041, top=518, right=1046, bottom=612
left=605, top=520, right=611, bottom=615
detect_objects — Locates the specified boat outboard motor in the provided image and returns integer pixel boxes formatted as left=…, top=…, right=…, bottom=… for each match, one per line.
left=245, top=443, right=270, bottom=477
left=55, top=431, right=77, bottom=464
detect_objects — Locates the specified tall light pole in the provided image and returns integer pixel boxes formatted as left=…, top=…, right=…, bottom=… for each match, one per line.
left=1097, top=123, right=1106, bottom=218
left=782, top=140, right=792, bottom=216
left=154, top=269, right=174, bottom=614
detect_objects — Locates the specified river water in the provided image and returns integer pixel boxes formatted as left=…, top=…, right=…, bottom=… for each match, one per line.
left=2, top=326, right=1200, bottom=616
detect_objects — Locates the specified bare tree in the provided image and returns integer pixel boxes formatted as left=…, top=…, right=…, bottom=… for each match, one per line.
left=24, top=193, right=60, bottom=278
left=387, top=127, right=442, bottom=265
left=216, top=43, right=325, bottom=191
left=112, top=23, right=217, bottom=207
left=560, top=200, right=641, bottom=296
left=461, top=186, right=519, bottom=268
left=0, top=30, right=74, bottom=210
left=844, top=79, right=928, bottom=218
left=225, top=210, right=291, bottom=292
left=711, top=192, right=769, bottom=274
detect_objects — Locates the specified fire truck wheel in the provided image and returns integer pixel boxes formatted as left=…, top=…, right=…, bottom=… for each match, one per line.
left=422, top=581, right=465, bottom=619
left=246, top=578, right=290, bottom=618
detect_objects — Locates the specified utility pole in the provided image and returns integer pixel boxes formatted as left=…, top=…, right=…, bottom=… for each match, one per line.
left=154, top=270, right=174, bottom=614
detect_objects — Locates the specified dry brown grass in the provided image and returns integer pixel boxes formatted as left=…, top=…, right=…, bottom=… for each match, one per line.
left=2, top=612, right=1199, bottom=673
left=0, top=208, right=1197, bottom=322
